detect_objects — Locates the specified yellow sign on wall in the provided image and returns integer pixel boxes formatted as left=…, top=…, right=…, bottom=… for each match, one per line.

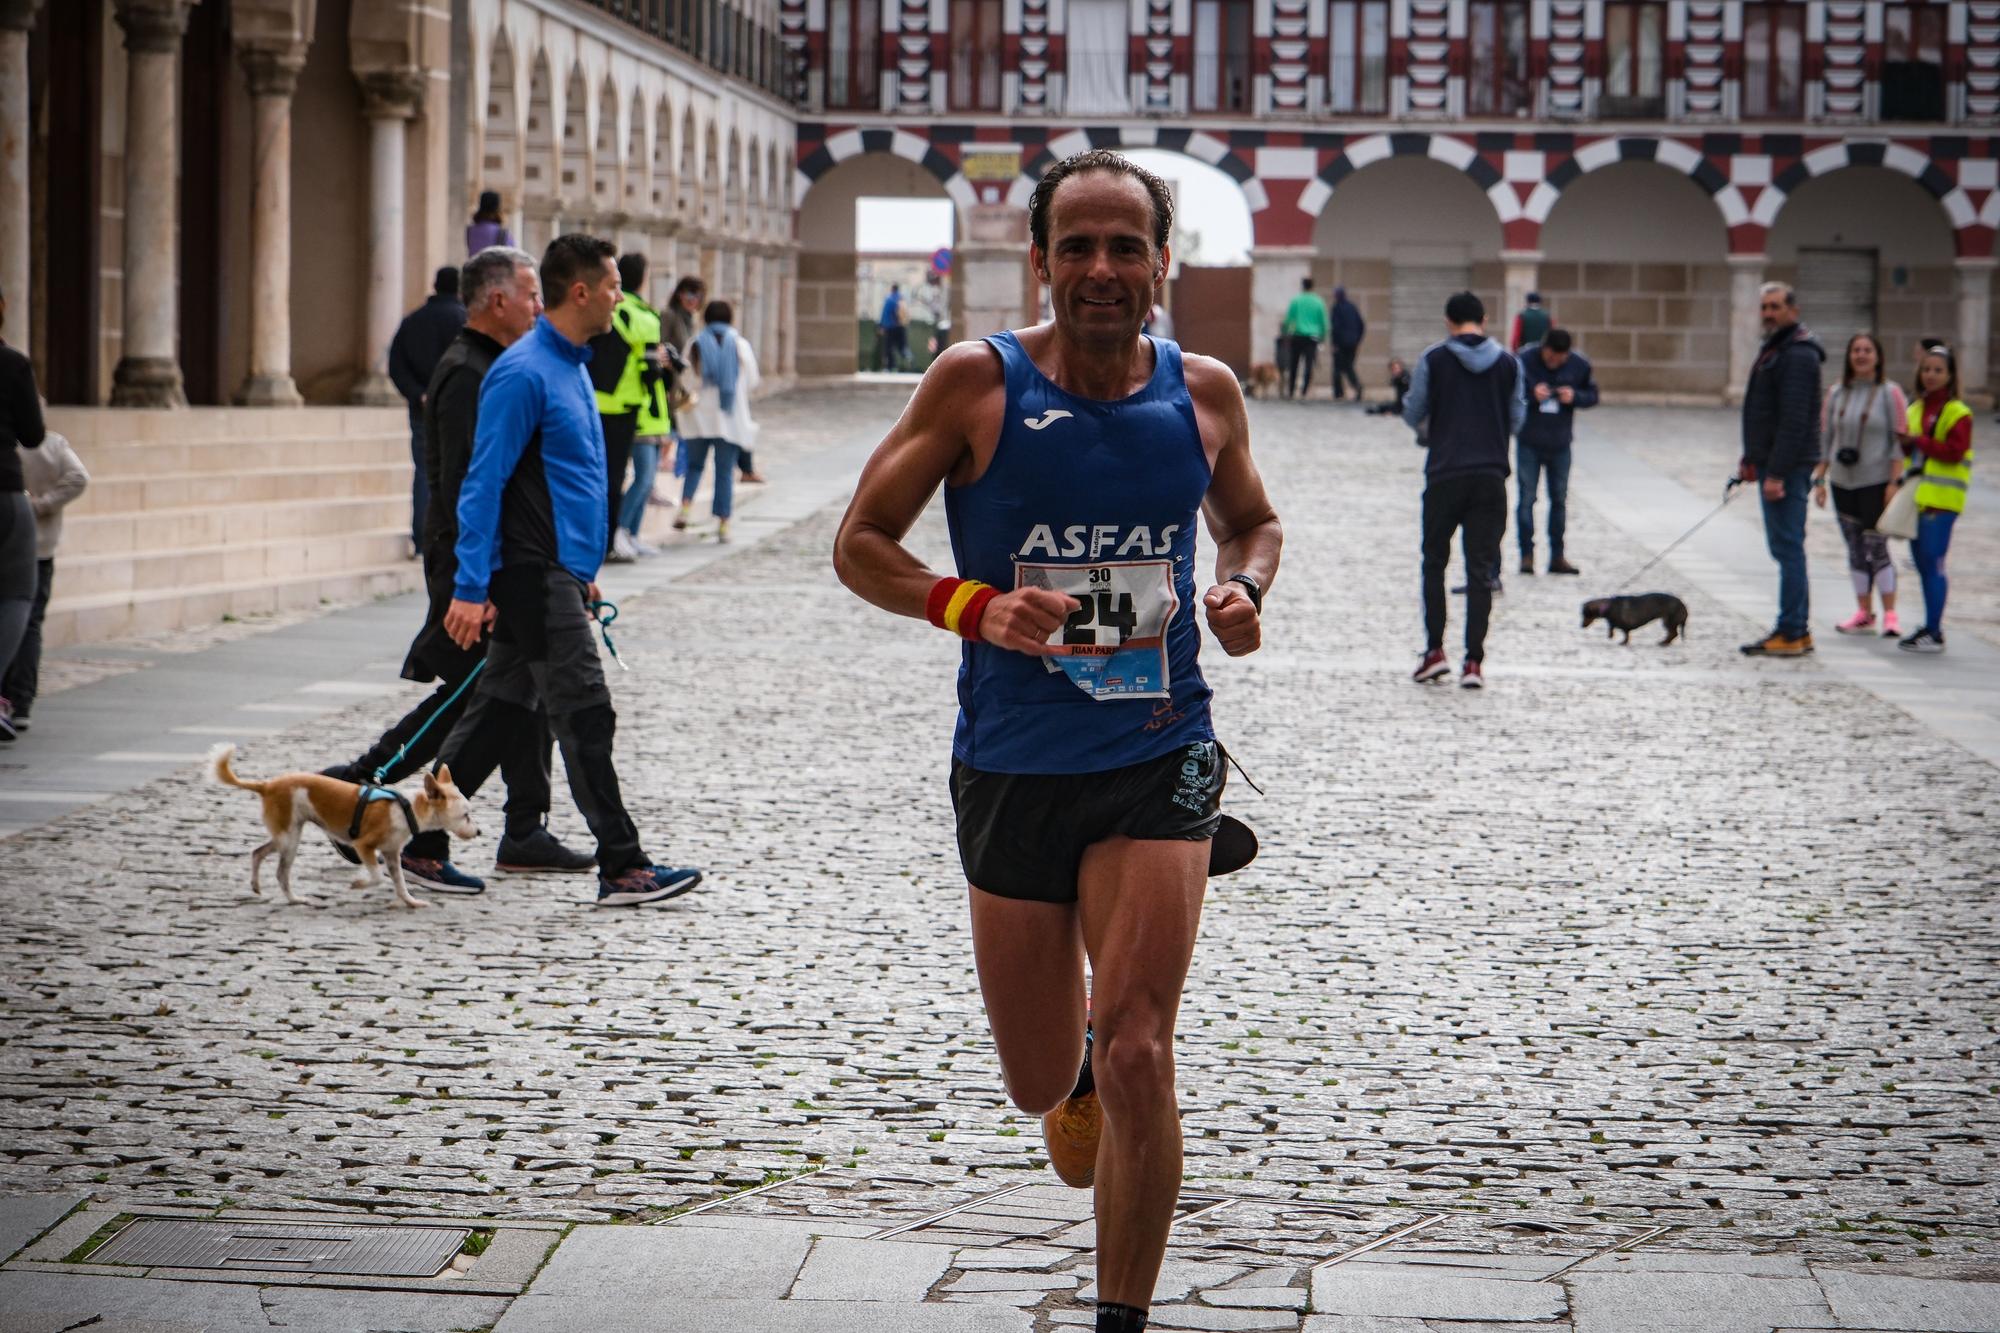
left=961, top=149, right=1023, bottom=183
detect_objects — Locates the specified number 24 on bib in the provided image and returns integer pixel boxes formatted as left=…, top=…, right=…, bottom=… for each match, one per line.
left=1016, top=560, right=1179, bottom=701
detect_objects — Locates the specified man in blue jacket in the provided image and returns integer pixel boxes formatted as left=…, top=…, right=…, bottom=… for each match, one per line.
left=1738, top=282, right=1825, bottom=657
left=1514, top=328, right=1598, bottom=576
left=442, top=234, right=704, bottom=907
left=1404, top=291, right=1527, bottom=689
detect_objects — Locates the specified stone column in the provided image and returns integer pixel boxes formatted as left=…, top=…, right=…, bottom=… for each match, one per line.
left=0, top=0, right=45, bottom=358
left=237, top=46, right=306, bottom=406
left=742, top=249, right=766, bottom=367
left=778, top=251, right=797, bottom=380
left=1249, top=246, right=1316, bottom=382
left=1954, top=258, right=1995, bottom=404
left=110, top=0, right=196, bottom=407
left=1725, top=254, right=1765, bottom=406
left=1500, top=251, right=1541, bottom=350
left=352, top=71, right=424, bottom=406
left=958, top=203, right=1032, bottom=342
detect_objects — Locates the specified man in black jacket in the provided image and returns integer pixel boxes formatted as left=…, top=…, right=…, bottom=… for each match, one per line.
left=325, top=247, right=593, bottom=891
left=1403, top=291, right=1528, bottom=688
left=388, top=268, right=469, bottom=553
left=1514, top=328, right=1598, bottom=575
left=1329, top=286, right=1366, bottom=402
left=1738, top=282, right=1825, bottom=657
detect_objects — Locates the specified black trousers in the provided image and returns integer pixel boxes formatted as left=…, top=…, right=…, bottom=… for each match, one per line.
left=1333, top=345, right=1362, bottom=399
left=1422, top=474, right=1507, bottom=662
left=327, top=657, right=555, bottom=863
left=1285, top=337, right=1318, bottom=398
left=1, top=557, right=53, bottom=713
left=600, top=411, right=637, bottom=553
left=437, top=564, right=648, bottom=877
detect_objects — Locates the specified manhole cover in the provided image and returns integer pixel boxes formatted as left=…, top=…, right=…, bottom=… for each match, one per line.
left=91, top=1218, right=470, bottom=1277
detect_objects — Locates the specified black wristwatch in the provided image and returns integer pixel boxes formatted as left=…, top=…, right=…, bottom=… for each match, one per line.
left=1227, top=573, right=1264, bottom=613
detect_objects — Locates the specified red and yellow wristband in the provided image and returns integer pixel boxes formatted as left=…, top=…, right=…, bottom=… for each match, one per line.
left=926, top=577, right=1000, bottom=641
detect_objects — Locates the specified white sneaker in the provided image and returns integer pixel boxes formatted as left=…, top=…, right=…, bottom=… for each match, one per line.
left=609, top=530, right=639, bottom=563
left=631, top=537, right=659, bottom=558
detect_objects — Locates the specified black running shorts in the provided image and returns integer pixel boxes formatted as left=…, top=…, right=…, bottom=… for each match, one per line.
left=949, top=739, right=1226, bottom=904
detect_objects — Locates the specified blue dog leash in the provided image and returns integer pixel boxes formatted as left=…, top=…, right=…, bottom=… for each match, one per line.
left=589, top=599, right=628, bottom=671
left=364, top=596, right=626, bottom=786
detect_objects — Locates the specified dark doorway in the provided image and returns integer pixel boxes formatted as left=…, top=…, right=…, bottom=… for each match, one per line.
left=179, top=0, right=233, bottom=404
left=1169, top=266, right=1251, bottom=376
left=28, top=1, right=102, bottom=404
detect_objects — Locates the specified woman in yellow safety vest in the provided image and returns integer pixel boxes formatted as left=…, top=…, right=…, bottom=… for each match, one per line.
left=1895, top=344, right=1973, bottom=654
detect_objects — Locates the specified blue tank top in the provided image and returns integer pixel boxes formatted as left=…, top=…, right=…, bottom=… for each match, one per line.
left=946, top=331, right=1214, bottom=774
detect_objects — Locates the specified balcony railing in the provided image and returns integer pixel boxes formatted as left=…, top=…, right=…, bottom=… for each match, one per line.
left=571, top=0, right=801, bottom=102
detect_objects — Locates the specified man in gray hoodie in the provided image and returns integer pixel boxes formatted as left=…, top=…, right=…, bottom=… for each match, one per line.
left=1403, top=291, right=1528, bottom=688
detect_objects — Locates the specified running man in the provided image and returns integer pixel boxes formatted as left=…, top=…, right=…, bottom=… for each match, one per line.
left=833, top=150, right=1281, bottom=1333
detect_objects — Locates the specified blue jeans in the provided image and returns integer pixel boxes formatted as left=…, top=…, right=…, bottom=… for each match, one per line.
left=1911, top=508, right=1958, bottom=635
left=1515, top=441, right=1571, bottom=560
left=681, top=438, right=740, bottom=519
left=618, top=439, right=662, bottom=536
left=1759, top=465, right=1814, bottom=637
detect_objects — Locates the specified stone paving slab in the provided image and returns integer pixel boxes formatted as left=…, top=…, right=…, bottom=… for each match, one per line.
left=1814, top=1269, right=2000, bottom=1332
left=0, top=1199, right=82, bottom=1266
left=493, top=1296, right=1035, bottom=1332
left=1310, top=1265, right=1570, bottom=1322
left=522, top=1222, right=811, bottom=1302
left=1564, top=1269, right=1835, bottom=1331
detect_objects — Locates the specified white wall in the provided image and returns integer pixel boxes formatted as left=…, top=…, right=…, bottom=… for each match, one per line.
left=1311, top=156, right=1503, bottom=259
left=1540, top=160, right=1729, bottom=261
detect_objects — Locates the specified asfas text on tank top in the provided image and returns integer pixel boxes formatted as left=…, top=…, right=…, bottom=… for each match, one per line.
left=945, top=331, right=1215, bottom=775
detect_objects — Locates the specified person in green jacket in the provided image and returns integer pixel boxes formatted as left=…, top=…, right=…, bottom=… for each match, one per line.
left=591, top=253, right=670, bottom=561
left=1281, top=277, right=1328, bottom=400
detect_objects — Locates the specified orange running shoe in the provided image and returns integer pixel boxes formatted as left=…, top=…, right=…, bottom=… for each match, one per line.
left=1042, top=1089, right=1101, bottom=1188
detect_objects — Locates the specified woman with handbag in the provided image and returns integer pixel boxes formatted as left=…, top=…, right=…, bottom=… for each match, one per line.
left=1814, top=333, right=1908, bottom=636
left=1894, top=344, right=1973, bottom=654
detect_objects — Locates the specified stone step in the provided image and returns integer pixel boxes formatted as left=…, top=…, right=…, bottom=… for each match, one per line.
left=75, top=432, right=410, bottom=481
left=74, top=461, right=413, bottom=517
left=41, top=561, right=423, bottom=650
left=45, top=405, right=407, bottom=448
left=60, top=494, right=410, bottom=558
left=55, top=528, right=413, bottom=602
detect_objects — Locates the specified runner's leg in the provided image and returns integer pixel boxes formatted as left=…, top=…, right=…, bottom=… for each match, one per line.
left=1076, top=835, right=1208, bottom=1312
left=968, top=889, right=1088, bottom=1114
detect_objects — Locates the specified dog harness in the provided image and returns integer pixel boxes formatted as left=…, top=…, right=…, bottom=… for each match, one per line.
left=347, top=784, right=419, bottom=842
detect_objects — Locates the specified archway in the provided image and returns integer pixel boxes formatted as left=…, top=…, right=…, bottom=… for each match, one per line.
left=560, top=65, right=589, bottom=222
left=590, top=77, right=618, bottom=220
left=521, top=52, right=556, bottom=251
left=1768, top=165, right=1958, bottom=372
left=651, top=97, right=673, bottom=218
left=795, top=152, right=955, bottom=375
left=480, top=30, right=522, bottom=225
left=623, top=91, right=647, bottom=221
left=1539, top=159, right=1731, bottom=393
left=1313, top=156, right=1504, bottom=367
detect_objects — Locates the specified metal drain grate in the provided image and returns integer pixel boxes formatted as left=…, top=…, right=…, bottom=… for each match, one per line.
left=91, top=1218, right=470, bottom=1277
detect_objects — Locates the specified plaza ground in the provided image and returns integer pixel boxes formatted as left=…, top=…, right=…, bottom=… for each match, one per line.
left=0, top=389, right=1995, bottom=1331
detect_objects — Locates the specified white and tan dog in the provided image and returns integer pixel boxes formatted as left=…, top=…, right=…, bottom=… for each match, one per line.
left=208, top=743, right=478, bottom=909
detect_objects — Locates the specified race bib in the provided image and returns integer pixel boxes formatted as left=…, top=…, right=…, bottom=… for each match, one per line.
left=1016, top=560, right=1178, bottom=700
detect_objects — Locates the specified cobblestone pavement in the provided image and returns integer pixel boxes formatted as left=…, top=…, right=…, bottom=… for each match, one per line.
left=2, top=391, right=1996, bottom=1308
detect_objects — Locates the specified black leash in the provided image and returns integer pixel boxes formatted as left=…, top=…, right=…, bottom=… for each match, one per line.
left=1611, top=478, right=1744, bottom=594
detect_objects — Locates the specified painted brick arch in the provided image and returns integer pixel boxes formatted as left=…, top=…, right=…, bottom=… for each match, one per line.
left=794, top=122, right=2000, bottom=260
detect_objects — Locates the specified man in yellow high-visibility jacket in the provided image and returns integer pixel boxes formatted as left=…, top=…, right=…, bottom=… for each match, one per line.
left=589, top=253, right=671, bottom=561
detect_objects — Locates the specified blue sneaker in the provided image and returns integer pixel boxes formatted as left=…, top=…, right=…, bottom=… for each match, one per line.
left=596, top=864, right=702, bottom=907
left=400, top=855, right=487, bottom=895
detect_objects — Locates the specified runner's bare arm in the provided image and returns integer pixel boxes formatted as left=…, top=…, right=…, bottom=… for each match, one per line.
left=833, top=342, right=1078, bottom=655
left=1186, top=354, right=1282, bottom=657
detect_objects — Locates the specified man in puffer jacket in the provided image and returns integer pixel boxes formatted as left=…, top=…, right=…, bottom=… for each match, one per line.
left=1739, top=282, right=1825, bottom=657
